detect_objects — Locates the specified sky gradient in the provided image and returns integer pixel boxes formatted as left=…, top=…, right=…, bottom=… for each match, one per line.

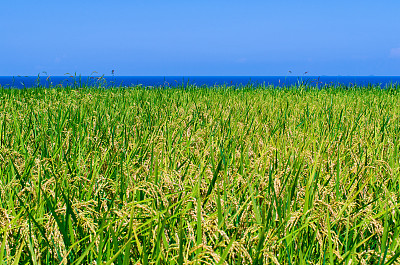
left=1, top=0, right=400, bottom=76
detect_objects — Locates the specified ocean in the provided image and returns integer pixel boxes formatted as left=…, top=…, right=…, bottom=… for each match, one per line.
left=1, top=76, right=400, bottom=88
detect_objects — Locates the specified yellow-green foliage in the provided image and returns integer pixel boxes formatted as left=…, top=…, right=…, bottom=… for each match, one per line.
left=1, top=85, right=400, bottom=264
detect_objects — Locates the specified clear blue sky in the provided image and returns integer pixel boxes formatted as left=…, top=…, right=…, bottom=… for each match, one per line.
left=1, top=0, right=400, bottom=76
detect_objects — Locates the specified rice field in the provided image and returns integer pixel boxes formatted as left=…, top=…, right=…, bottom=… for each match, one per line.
left=1, top=84, right=400, bottom=264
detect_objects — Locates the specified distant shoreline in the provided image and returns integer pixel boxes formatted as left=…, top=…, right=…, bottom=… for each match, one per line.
left=1, top=76, right=400, bottom=89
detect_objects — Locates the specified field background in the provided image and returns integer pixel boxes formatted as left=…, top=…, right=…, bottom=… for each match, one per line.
left=1, top=85, right=400, bottom=264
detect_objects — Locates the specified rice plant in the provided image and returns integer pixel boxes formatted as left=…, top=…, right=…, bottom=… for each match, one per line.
left=1, top=84, right=400, bottom=264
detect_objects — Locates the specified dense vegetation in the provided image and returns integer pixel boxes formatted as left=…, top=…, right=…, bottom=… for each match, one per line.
left=1, top=85, right=400, bottom=264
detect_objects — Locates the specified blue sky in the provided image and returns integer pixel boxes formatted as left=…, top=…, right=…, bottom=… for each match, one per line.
left=1, top=0, right=400, bottom=76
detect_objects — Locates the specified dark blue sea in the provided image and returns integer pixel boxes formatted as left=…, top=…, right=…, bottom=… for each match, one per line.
left=1, top=76, right=400, bottom=88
